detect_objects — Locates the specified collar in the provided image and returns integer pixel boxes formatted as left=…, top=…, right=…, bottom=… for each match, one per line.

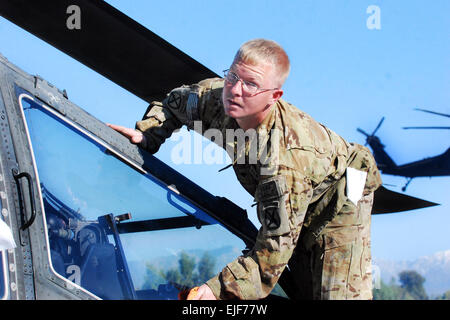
left=219, top=103, right=278, bottom=172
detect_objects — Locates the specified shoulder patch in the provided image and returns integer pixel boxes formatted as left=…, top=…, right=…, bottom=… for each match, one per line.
left=255, top=175, right=291, bottom=236
left=166, top=87, right=190, bottom=111
left=167, top=91, right=182, bottom=110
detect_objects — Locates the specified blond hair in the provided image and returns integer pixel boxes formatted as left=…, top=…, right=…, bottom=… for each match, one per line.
left=233, top=38, right=290, bottom=88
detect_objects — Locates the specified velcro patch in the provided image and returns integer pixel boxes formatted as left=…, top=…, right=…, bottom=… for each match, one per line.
left=256, top=175, right=287, bottom=201
left=186, top=92, right=199, bottom=121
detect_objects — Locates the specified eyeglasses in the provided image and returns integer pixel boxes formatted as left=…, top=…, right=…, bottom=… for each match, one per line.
left=223, top=69, right=278, bottom=95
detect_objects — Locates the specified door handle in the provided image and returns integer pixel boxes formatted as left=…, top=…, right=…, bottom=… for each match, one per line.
left=12, top=169, right=36, bottom=231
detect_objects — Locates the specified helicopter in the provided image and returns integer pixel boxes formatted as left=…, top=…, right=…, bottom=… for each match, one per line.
left=0, top=0, right=440, bottom=301
left=357, top=110, right=450, bottom=191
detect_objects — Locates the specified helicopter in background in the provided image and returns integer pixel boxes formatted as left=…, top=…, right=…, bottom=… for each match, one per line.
left=357, top=109, right=450, bottom=191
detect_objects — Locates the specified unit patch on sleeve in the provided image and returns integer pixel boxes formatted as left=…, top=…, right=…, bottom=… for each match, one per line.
left=256, top=175, right=291, bottom=236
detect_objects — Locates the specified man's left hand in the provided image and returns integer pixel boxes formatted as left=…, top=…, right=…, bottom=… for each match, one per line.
left=191, top=284, right=217, bottom=300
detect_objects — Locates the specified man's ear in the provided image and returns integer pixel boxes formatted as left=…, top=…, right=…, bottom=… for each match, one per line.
left=270, top=89, right=283, bottom=104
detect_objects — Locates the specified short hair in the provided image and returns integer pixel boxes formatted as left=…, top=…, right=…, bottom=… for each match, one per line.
left=233, top=38, right=290, bottom=88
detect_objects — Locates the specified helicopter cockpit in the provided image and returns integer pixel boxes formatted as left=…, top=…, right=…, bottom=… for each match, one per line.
left=17, top=91, right=263, bottom=300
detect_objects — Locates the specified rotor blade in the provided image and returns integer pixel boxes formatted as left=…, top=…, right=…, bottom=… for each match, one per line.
left=371, top=117, right=385, bottom=136
left=0, top=0, right=218, bottom=103
left=357, top=128, right=370, bottom=137
left=372, top=186, right=439, bottom=214
left=403, top=126, right=450, bottom=130
left=414, top=108, right=450, bottom=118
left=382, top=183, right=397, bottom=187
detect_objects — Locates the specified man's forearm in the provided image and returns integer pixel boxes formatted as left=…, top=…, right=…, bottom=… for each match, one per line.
left=135, top=102, right=183, bottom=153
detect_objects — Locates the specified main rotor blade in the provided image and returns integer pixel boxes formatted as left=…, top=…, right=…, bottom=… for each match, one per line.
left=357, top=128, right=370, bottom=136
left=0, top=0, right=218, bottom=103
left=415, top=108, right=450, bottom=118
left=371, top=117, right=385, bottom=136
left=403, top=126, right=450, bottom=130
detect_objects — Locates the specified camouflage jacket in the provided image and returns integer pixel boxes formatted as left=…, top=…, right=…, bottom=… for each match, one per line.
left=135, top=78, right=382, bottom=299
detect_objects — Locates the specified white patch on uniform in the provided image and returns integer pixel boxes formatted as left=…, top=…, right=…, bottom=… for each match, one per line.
left=346, top=167, right=367, bottom=205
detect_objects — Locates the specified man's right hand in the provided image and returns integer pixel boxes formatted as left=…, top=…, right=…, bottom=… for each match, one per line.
left=107, top=123, right=143, bottom=144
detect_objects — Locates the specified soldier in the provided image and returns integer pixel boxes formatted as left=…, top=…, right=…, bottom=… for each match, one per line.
left=108, top=39, right=382, bottom=300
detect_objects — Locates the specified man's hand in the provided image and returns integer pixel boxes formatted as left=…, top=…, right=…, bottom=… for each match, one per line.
left=191, top=284, right=217, bottom=300
left=107, top=123, right=143, bottom=144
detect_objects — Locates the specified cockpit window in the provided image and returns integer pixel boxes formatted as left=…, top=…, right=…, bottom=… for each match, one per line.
left=20, top=95, right=245, bottom=299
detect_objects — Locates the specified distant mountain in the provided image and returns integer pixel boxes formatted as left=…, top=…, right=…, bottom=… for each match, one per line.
left=373, top=250, right=450, bottom=297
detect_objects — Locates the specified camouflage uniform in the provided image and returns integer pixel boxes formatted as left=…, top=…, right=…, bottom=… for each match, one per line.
left=135, top=78, right=382, bottom=300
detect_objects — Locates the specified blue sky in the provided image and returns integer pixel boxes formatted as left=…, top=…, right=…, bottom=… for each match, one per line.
left=0, top=0, right=448, bottom=262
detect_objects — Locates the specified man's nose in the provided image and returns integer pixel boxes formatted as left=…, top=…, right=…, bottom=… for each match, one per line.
left=230, top=79, right=243, bottom=96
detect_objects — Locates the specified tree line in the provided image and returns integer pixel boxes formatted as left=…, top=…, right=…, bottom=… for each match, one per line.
left=143, top=255, right=450, bottom=300
left=142, top=251, right=217, bottom=291
left=373, top=270, right=450, bottom=300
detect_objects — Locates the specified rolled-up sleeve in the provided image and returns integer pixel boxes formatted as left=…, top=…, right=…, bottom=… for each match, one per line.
left=135, top=78, right=224, bottom=153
